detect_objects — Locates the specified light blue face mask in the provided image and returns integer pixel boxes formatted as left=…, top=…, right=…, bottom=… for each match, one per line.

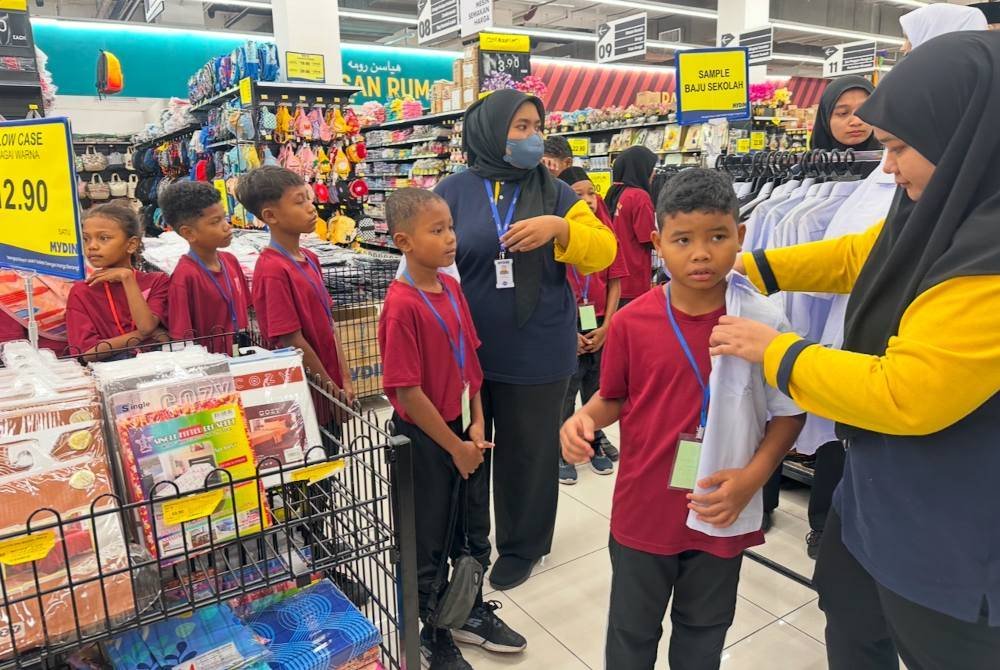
left=504, top=133, right=544, bottom=169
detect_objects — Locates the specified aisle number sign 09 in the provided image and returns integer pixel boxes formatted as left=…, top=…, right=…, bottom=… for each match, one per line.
left=675, top=48, right=750, bottom=126
left=0, top=117, right=84, bottom=280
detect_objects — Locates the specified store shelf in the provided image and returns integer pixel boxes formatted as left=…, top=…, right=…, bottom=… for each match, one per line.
left=363, top=154, right=445, bottom=163
left=367, top=186, right=400, bottom=191
left=359, top=172, right=409, bottom=178
left=191, top=82, right=361, bottom=113
left=753, top=115, right=800, bottom=122
left=550, top=119, right=674, bottom=137
left=132, top=122, right=202, bottom=149
left=363, top=110, right=464, bottom=131
left=368, top=135, right=450, bottom=149
left=190, top=84, right=241, bottom=112
left=73, top=137, right=132, bottom=146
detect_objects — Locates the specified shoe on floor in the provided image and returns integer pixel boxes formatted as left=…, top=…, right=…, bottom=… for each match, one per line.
left=596, top=433, right=619, bottom=462
left=559, top=458, right=578, bottom=485
left=762, top=510, right=774, bottom=534
left=489, top=555, right=539, bottom=591
left=806, top=530, right=823, bottom=560
left=452, top=600, right=527, bottom=654
left=590, top=444, right=614, bottom=476
left=330, top=571, right=370, bottom=607
left=420, top=627, right=473, bottom=669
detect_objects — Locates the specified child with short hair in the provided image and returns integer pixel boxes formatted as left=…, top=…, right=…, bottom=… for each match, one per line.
left=236, top=166, right=353, bottom=403
left=162, top=181, right=250, bottom=354
left=557, top=167, right=628, bottom=483
left=66, top=203, right=170, bottom=359
left=378, top=188, right=525, bottom=670
left=542, top=135, right=574, bottom=177
left=561, top=169, right=804, bottom=670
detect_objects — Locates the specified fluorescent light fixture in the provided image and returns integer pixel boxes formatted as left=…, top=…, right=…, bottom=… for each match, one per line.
left=770, top=19, right=905, bottom=46
left=30, top=15, right=270, bottom=40
left=338, top=9, right=417, bottom=25
left=588, top=0, right=716, bottom=20
left=191, top=0, right=270, bottom=8
left=533, top=54, right=673, bottom=73
left=647, top=40, right=697, bottom=51
left=501, top=25, right=598, bottom=42
left=769, top=53, right=826, bottom=65
left=883, top=0, right=928, bottom=7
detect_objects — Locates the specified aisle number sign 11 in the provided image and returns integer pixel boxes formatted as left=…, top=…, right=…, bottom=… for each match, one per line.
left=0, top=117, right=84, bottom=280
left=675, top=47, right=750, bottom=126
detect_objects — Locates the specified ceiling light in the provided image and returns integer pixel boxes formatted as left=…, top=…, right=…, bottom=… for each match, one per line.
left=190, top=0, right=270, bottom=8
left=588, top=0, right=716, bottom=20
left=501, top=26, right=598, bottom=42
left=647, top=40, right=696, bottom=51
left=533, top=55, right=673, bottom=73
left=338, top=9, right=417, bottom=25
left=883, top=0, right=928, bottom=8
left=770, top=19, right=905, bottom=46
left=31, top=15, right=270, bottom=40
left=769, top=53, right=826, bottom=65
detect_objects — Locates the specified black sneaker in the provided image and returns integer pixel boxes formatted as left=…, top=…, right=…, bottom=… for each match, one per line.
left=597, top=433, right=619, bottom=462
left=452, top=600, right=527, bottom=653
left=806, top=530, right=823, bottom=560
left=420, top=627, right=473, bottom=669
left=330, top=571, right=370, bottom=607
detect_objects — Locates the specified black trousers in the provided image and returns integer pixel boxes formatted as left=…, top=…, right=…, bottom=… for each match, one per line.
left=606, top=536, right=742, bottom=670
left=815, top=509, right=1000, bottom=670
left=762, top=464, right=782, bottom=513
left=481, top=378, right=568, bottom=562
left=561, top=347, right=606, bottom=442
left=807, top=441, right=846, bottom=532
left=392, top=414, right=489, bottom=621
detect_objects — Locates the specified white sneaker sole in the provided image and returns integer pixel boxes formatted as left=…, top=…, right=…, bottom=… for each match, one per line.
left=590, top=464, right=614, bottom=476
left=451, top=629, right=527, bottom=653
left=559, top=476, right=578, bottom=485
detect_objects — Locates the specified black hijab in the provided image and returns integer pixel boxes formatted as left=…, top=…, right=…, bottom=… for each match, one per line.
left=558, top=166, right=590, bottom=186
left=463, top=89, right=556, bottom=326
left=970, top=2, right=1000, bottom=23
left=839, top=31, right=1000, bottom=435
left=605, top=146, right=658, bottom=218
left=809, top=75, right=881, bottom=152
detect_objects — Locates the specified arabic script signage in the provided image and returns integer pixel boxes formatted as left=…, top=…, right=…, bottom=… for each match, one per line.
left=341, top=48, right=455, bottom=104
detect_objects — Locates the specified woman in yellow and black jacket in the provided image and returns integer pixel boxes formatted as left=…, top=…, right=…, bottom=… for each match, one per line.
left=711, top=33, right=1000, bottom=670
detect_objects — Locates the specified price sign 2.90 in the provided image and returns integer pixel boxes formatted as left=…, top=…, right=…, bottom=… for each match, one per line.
left=2, top=179, right=48, bottom=212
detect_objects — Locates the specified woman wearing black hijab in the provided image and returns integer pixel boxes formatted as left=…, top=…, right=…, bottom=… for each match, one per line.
left=809, top=75, right=881, bottom=152
left=714, top=32, right=1000, bottom=669
left=432, top=90, right=616, bottom=605
left=605, top=145, right=658, bottom=304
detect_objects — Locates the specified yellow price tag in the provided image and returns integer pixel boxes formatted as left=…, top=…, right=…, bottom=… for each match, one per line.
left=162, top=490, right=225, bottom=526
left=0, top=0, right=28, bottom=10
left=239, top=77, right=253, bottom=105
left=0, top=118, right=84, bottom=280
left=213, top=179, right=231, bottom=215
left=0, top=531, right=56, bottom=566
left=737, top=138, right=751, bottom=154
left=750, top=132, right=766, bottom=151
left=480, top=33, right=531, bottom=53
left=588, top=171, right=612, bottom=197
left=286, top=52, right=326, bottom=83
left=568, top=138, right=590, bottom=157
left=291, top=460, right=345, bottom=485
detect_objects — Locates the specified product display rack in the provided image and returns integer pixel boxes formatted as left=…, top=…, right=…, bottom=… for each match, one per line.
left=0, top=335, right=419, bottom=670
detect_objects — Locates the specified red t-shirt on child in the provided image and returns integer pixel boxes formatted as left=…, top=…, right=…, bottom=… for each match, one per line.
left=168, top=252, right=251, bottom=353
left=567, top=200, right=630, bottom=320
left=251, top=247, right=343, bottom=388
left=600, top=287, right=764, bottom=558
left=611, top=187, right=656, bottom=300
left=66, top=271, right=169, bottom=354
left=379, top=274, right=484, bottom=425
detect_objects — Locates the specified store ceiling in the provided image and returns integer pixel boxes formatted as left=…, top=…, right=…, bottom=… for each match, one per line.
left=30, top=0, right=982, bottom=76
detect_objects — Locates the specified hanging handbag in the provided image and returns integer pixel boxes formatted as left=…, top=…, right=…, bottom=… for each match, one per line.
left=86, top=174, right=111, bottom=201
left=74, top=153, right=85, bottom=173
left=124, top=148, right=135, bottom=171
left=107, top=150, right=125, bottom=168
left=82, top=146, right=108, bottom=172
left=127, top=173, right=139, bottom=199
left=426, top=478, right=483, bottom=630
left=109, top=173, right=128, bottom=197
left=77, top=176, right=87, bottom=200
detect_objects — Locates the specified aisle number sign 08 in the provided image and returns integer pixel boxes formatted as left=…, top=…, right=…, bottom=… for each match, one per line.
left=0, top=117, right=84, bottom=280
left=675, top=47, right=750, bottom=126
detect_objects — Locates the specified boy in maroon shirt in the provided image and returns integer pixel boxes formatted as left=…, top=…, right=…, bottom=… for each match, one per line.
left=378, top=188, right=525, bottom=670
left=236, top=167, right=353, bottom=404
left=561, top=170, right=804, bottom=670
left=162, top=181, right=251, bottom=355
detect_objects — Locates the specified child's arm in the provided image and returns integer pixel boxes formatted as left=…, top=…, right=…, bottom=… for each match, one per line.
left=584, top=277, right=622, bottom=353
left=332, top=327, right=355, bottom=405
left=687, top=414, right=805, bottom=528
left=80, top=331, right=145, bottom=361
left=278, top=330, right=338, bottom=392
left=467, top=392, right=489, bottom=449
left=561, top=394, right=624, bottom=464
left=397, top=387, right=489, bottom=479
left=86, top=269, right=161, bottom=337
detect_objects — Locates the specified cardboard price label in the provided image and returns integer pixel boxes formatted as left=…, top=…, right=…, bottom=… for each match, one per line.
left=286, top=52, right=325, bottom=83
left=162, top=489, right=225, bottom=526
left=568, top=137, right=590, bottom=156
left=588, top=171, right=612, bottom=197
left=737, top=138, right=751, bottom=154
left=0, top=117, right=84, bottom=280
left=675, top=48, right=750, bottom=126
left=0, top=531, right=55, bottom=566
left=291, top=459, right=345, bottom=485
left=239, top=77, right=252, bottom=104
left=750, top=132, right=766, bottom=151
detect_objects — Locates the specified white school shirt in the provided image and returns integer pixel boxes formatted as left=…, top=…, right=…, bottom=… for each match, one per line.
left=686, top=274, right=803, bottom=538
left=395, top=256, right=462, bottom=282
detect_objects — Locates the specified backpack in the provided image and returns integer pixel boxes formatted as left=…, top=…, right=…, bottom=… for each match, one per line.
left=96, top=50, right=124, bottom=96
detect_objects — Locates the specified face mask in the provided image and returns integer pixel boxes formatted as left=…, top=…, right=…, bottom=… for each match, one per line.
left=504, top=133, right=544, bottom=169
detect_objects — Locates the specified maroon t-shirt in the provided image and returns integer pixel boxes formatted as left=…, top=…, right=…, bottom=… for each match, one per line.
left=168, top=252, right=251, bottom=353
left=611, top=186, right=656, bottom=300
left=66, top=270, right=169, bottom=354
left=379, top=274, right=483, bottom=424
left=251, top=247, right=343, bottom=388
left=600, top=287, right=764, bottom=558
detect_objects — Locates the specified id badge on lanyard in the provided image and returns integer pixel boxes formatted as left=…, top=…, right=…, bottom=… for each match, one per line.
left=664, top=285, right=710, bottom=491
left=485, top=179, right=520, bottom=290
left=571, top=267, right=598, bottom=331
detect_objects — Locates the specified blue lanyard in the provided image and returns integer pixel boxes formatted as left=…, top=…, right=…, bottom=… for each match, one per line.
left=269, top=242, right=332, bottom=319
left=402, top=271, right=466, bottom=382
left=665, top=285, right=710, bottom=435
left=187, top=252, right=239, bottom=331
left=570, top=267, right=592, bottom=305
left=482, top=179, right=521, bottom=253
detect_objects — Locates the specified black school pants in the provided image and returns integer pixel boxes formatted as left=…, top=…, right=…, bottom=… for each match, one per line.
left=481, top=378, right=568, bottom=562
left=561, top=346, right=608, bottom=443
left=815, top=509, right=1000, bottom=670
left=808, top=440, right=846, bottom=532
left=392, top=414, right=489, bottom=621
left=606, top=537, right=742, bottom=670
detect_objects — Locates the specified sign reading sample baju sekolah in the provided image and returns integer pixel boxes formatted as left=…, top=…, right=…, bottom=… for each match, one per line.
left=675, top=47, right=750, bottom=125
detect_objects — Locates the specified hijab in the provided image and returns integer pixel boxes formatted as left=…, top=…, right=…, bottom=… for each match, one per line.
left=605, top=146, right=658, bottom=218
left=900, top=4, right=987, bottom=48
left=970, top=2, right=1000, bottom=25
left=557, top=166, right=590, bottom=186
left=463, top=89, right=556, bottom=326
left=840, top=31, right=1000, bottom=434
left=809, top=76, right=880, bottom=151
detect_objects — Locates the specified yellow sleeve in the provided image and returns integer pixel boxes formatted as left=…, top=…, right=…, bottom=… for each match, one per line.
left=554, top=199, right=618, bottom=275
left=762, top=275, right=1000, bottom=436
left=744, top=220, right=884, bottom=295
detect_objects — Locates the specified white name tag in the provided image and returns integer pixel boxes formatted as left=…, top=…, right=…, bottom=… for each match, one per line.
left=495, top=258, right=514, bottom=289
